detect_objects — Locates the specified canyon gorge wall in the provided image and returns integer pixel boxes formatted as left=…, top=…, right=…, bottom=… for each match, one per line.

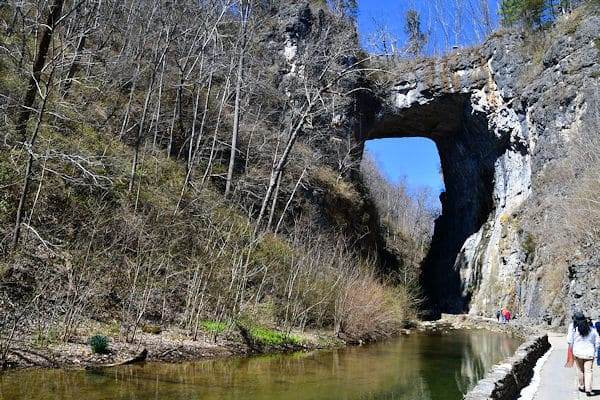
left=280, top=2, right=600, bottom=324
left=353, top=13, right=600, bottom=323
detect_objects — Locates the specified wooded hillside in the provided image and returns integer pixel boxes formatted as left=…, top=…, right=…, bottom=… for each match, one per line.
left=0, top=1, right=436, bottom=363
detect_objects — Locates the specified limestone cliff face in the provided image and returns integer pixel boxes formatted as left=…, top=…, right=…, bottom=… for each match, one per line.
left=279, top=3, right=600, bottom=323
left=359, top=14, right=600, bottom=322
left=266, top=2, right=399, bottom=269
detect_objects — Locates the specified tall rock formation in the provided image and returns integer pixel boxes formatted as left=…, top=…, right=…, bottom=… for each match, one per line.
left=276, top=4, right=599, bottom=324
left=355, top=14, right=600, bottom=323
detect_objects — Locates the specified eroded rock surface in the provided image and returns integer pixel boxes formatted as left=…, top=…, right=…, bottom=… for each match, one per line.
left=358, top=14, right=600, bottom=321
left=279, top=3, right=600, bottom=323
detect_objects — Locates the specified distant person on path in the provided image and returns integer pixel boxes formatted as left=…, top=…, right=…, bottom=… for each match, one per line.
left=500, top=307, right=511, bottom=323
left=567, top=311, right=600, bottom=396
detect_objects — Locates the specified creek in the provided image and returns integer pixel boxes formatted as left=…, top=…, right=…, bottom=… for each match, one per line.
left=0, top=329, right=521, bottom=400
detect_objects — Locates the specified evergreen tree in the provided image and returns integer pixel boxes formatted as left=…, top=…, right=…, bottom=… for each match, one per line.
left=500, top=0, right=523, bottom=25
left=500, top=0, right=548, bottom=27
left=404, top=9, right=428, bottom=57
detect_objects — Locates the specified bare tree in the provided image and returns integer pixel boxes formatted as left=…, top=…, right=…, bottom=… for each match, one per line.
left=12, top=67, right=55, bottom=249
left=16, top=0, right=65, bottom=139
left=404, top=9, right=428, bottom=57
left=225, top=0, right=252, bottom=197
left=360, top=153, right=438, bottom=286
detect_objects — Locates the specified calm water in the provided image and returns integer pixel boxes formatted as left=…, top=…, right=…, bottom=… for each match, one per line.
left=0, top=330, right=521, bottom=400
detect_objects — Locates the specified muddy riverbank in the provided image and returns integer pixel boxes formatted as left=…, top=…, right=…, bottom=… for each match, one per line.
left=1, top=314, right=530, bottom=371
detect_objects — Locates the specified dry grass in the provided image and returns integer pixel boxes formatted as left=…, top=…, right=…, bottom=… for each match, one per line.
left=310, top=166, right=362, bottom=205
left=335, top=270, right=418, bottom=340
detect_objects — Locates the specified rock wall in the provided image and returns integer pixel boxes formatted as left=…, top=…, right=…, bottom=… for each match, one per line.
left=464, top=333, right=550, bottom=400
left=279, top=3, right=600, bottom=323
left=358, top=13, right=600, bottom=321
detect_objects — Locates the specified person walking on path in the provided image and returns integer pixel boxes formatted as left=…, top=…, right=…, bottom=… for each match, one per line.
left=502, top=307, right=511, bottom=323
left=592, top=313, right=600, bottom=365
left=499, top=307, right=511, bottom=323
left=567, top=312, right=600, bottom=396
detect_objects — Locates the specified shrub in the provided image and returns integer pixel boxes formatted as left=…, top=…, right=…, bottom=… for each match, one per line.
left=248, top=326, right=301, bottom=346
left=252, top=234, right=294, bottom=269
left=239, top=300, right=278, bottom=328
left=200, top=320, right=228, bottom=334
left=335, top=272, right=418, bottom=340
left=521, top=232, right=536, bottom=256
left=89, top=335, right=109, bottom=354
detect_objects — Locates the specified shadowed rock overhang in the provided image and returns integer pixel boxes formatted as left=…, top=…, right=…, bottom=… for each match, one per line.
left=356, top=51, right=532, bottom=316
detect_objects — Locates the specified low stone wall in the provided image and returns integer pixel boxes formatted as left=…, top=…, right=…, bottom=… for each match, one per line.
left=463, top=332, right=550, bottom=400
left=417, top=314, right=551, bottom=399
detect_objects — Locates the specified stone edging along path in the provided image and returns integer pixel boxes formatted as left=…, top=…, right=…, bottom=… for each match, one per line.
left=464, top=333, right=550, bottom=400
left=439, top=314, right=551, bottom=400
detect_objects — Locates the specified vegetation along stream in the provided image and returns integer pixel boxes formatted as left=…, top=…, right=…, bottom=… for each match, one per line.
left=0, top=330, right=521, bottom=400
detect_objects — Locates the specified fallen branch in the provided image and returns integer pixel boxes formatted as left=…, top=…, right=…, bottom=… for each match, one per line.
left=8, top=348, right=59, bottom=368
left=86, top=348, right=148, bottom=370
left=158, top=346, right=184, bottom=358
left=235, top=322, right=260, bottom=352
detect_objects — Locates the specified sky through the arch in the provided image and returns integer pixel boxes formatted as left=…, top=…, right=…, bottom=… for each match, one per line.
left=358, top=0, right=502, bottom=200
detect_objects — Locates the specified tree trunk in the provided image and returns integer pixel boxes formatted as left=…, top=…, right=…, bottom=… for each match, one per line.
left=62, top=32, right=87, bottom=97
left=225, top=6, right=249, bottom=197
left=16, top=0, right=65, bottom=139
left=12, top=79, right=52, bottom=250
left=275, top=168, right=306, bottom=234
left=254, top=103, right=313, bottom=235
left=128, top=77, right=154, bottom=192
left=85, top=349, right=148, bottom=370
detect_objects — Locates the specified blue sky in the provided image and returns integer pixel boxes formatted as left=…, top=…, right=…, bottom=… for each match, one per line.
left=358, top=0, right=501, bottom=199
left=357, top=0, right=502, bottom=54
left=365, top=138, right=444, bottom=192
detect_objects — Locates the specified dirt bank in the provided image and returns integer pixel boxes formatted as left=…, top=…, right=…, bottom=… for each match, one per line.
left=2, top=314, right=529, bottom=371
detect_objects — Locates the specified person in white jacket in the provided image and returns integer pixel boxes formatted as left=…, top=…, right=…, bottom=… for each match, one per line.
left=568, top=312, right=600, bottom=396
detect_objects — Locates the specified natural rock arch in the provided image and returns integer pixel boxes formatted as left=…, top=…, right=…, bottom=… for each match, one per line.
left=356, top=54, right=532, bottom=316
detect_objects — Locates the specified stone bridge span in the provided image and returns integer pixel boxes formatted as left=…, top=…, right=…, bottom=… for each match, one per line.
left=357, top=46, right=532, bottom=316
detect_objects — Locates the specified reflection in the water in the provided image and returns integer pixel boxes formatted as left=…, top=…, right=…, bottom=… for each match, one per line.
left=0, top=330, right=521, bottom=400
left=455, top=331, right=516, bottom=395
